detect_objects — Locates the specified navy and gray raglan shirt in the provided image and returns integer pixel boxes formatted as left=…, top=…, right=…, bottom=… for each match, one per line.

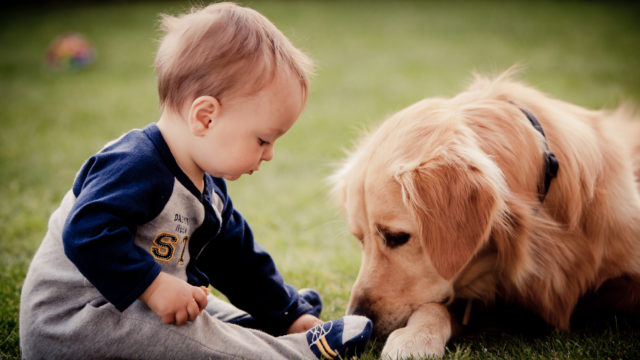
left=61, top=123, right=312, bottom=334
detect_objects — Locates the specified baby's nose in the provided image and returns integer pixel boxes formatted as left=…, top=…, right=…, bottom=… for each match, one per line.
left=262, top=146, right=274, bottom=161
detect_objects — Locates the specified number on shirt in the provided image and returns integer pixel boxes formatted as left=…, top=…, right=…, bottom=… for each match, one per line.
left=150, top=233, right=178, bottom=262
left=178, top=235, right=188, bottom=265
left=150, top=233, right=189, bottom=264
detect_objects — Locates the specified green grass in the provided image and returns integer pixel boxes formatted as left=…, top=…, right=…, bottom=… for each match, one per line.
left=1, top=1, right=639, bottom=359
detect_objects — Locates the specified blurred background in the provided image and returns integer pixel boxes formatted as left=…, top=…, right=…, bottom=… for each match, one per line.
left=1, top=1, right=639, bottom=359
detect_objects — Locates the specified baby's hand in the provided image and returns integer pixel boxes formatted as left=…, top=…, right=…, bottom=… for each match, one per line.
left=287, top=314, right=323, bottom=334
left=139, top=272, right=208, bottom=325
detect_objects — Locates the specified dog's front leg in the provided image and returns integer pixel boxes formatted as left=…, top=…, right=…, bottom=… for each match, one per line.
left=381, top=303, right=453, bottom=359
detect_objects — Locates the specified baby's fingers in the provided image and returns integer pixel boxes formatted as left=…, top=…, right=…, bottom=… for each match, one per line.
left=175, top=308, right=188, bottom=325
left=160, top=312, right=175, bottom=325
left=193, top=286, right=208, bottom=312
left=187, top=298, right=200, bottom=321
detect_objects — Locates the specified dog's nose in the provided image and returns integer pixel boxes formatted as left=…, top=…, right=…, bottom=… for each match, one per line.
left=349, top=302, right=394, bottom=339
left=347, top=302, right=378, bottom=326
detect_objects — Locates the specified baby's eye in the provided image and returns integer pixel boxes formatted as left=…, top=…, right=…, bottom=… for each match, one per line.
left=258, top=138, right=270, bottom=146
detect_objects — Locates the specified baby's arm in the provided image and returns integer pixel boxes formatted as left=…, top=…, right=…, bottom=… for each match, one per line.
left=139, top=272, right=209, bottom=325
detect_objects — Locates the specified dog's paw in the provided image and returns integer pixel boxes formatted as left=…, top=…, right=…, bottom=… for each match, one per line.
left=380, top=325, right=447, bottom=359
left=380, top=303, right=452, bottom=359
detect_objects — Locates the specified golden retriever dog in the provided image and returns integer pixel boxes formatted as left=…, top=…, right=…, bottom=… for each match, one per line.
left=330, top=69, right=640, bottom=358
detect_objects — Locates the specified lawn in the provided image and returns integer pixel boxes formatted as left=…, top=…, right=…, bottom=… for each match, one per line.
left=1, top=1, right=639, bottom=359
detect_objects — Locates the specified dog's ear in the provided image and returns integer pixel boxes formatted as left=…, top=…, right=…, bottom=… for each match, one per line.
left=396, top=161, right=500, bottom=280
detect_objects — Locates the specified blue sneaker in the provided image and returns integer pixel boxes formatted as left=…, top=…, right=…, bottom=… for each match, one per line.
left=306, top=316, right=372, bottom=359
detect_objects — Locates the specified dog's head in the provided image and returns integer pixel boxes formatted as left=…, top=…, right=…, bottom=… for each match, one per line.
left=330, top=89, right=526, bottom=338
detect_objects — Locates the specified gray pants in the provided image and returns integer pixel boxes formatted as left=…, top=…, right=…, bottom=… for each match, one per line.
left=20, top=198, right=316, bottom=360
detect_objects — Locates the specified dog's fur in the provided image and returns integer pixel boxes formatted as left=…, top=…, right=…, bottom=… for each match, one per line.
left=330, top=69, right=640, bottom=358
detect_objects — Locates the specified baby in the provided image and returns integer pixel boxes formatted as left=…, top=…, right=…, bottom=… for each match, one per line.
left=19, top=3, right=371, bottom=359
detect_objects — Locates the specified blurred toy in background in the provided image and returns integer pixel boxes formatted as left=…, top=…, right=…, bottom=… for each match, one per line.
left=46, top=32, right=96, bottom=71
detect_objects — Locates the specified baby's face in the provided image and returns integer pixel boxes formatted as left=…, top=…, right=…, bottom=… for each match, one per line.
left=196, top=71, right=306, bottom=181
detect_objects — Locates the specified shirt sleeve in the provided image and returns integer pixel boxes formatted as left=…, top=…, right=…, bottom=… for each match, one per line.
left=62, top=148, right=171, bottom=311
left=196, top=178, right=313, bottom=334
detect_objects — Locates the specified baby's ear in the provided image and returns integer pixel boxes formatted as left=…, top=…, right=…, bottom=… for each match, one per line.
left=188, top=96, right=220, bottom=136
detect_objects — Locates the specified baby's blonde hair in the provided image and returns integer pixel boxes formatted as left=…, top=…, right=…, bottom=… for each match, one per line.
left=155, top=2, right=314, bottom=114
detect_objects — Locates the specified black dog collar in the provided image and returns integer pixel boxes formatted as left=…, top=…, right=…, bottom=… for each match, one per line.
left=520, top=108, right=559, bottom=202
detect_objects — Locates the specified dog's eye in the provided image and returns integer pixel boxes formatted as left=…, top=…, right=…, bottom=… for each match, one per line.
left=376, top=225, right=410, bottom=248
left=383, top=231, right=410, bottom=248
left=375, top=225, right=410, bottom=248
